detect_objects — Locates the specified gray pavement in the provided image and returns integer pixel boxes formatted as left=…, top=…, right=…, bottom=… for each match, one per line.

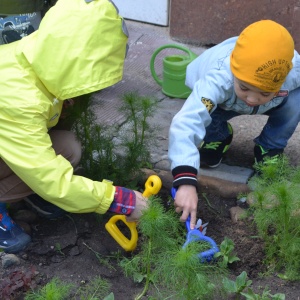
left=91, top=20, right=300, bottom=184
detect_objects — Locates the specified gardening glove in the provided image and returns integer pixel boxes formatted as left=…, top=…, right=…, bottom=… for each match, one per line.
left=174, top=185, right=198, bottom=229
left=108, top=187, right=147, bottom=222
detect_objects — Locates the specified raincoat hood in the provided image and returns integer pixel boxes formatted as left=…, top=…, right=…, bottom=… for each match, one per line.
left=17, top=0, right=128, bottom=100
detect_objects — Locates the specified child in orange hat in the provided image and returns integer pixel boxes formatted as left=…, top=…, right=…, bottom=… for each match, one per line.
left=168, top=20, right=300, bottom=229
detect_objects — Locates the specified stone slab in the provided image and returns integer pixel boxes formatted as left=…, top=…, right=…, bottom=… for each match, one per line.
left=200, top=164, right=254, bottom=184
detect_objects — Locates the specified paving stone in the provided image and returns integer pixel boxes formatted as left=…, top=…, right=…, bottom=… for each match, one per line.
left=200, top=164, right=254, bottom=184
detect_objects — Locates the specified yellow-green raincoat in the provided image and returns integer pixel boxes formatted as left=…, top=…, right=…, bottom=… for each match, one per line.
left=0, top=0, right=128, bottom=214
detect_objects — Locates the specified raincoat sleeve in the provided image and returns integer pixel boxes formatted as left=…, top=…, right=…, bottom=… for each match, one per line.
left=0, top=107, right=115, bottom=214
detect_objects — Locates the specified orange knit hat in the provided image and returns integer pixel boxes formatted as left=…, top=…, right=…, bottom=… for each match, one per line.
left=230, top=20, right=294, bottom=92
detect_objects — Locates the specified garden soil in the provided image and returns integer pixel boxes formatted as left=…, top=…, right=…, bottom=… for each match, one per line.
left=1, top=183, right=300, bottom=300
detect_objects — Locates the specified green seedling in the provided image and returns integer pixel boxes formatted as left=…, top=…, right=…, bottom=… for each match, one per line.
left=25, top=276, right=113, bottom=300
left=248, top=155, right=300, bottom=280
left=223, top=271, right=285, bottom=300
left=83, top=242, right=116, bottom=271
left=241, top=287, right=285, bottom=300
left=75, top=276, right=111, bottom=300
left=214, top=237, right=240, bottom=267
left=55, top=243, right=65, bottom=256
left=25, top=277, right=73, bottom=300
left=120, top=195, right=228, bottom=300
left=71, top=92, right=158, bottom=187
left=103, top=293, right=115, bottom=300
left=223, top=271, right=252, bottom=298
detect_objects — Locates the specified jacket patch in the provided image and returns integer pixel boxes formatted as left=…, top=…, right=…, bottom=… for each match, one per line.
left=201, top=97, right=215, bottom=113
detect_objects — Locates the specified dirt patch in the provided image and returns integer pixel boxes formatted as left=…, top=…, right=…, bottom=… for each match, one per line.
left=1, top=186, right=300, bottom=300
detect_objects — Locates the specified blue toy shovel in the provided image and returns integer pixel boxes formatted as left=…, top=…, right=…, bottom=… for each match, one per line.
left=171, top=187, right=219, bottom=262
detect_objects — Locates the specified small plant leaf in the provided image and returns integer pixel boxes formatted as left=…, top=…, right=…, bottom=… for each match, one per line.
left=236, top=271, right=252, bottom=291
left=103, top=292, right=115, bottom=300
left=236, top=271, right=247, bottom=284
left=133, top=273, right=146, bottom=283
left=228, top=254, right=240, bottom=264
left=214, top=252, right=222, bottom=258
left=222, top=277, right=237, bottom=293
left=241, top=288, right=258, bottom=300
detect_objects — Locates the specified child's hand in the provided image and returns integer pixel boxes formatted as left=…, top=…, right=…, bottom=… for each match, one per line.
left=126, top=191, right=148, bottom=222
left=174, top=185, right=198, bottom=229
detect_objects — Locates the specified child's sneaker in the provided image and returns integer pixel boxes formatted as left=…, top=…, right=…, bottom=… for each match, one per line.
left=200, top=123, right=233, bottom=168
left=0, top=203, right=31, bottom=253
left=254, top=144, right=284, bottom=164
left=24, top=194, right=66, bottom=219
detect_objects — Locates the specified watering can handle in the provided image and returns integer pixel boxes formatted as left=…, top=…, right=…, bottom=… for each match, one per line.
left=105, top=175, right=162, bottom=251
left=150, top=44, right=195, bottom=86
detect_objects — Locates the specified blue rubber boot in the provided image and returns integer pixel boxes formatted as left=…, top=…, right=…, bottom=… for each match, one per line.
left=0, top=203, right=31, bottom=253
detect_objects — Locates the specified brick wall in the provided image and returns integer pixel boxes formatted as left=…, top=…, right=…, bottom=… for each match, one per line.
left=170, top=0, right=300, bottom=52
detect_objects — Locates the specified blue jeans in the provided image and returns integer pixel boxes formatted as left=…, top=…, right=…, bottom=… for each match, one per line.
left=204, top=87, right=300, bottom=150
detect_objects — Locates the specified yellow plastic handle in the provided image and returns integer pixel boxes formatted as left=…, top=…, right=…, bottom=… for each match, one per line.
left=143, top=175, right=162, bottom=197
left=105, top=215, right=138, bottom=252
left=105, top=175, right=162, bottom=251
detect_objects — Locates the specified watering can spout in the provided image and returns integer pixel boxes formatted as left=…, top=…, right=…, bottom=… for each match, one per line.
left=150, top=44, right=197, bottom=99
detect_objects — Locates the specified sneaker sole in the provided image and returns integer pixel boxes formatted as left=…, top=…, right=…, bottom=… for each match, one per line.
left=200, top=158, right=222, bottom=168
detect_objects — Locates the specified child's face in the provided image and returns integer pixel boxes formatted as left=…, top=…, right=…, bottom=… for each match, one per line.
left=234, top=77, right=277, bottom=107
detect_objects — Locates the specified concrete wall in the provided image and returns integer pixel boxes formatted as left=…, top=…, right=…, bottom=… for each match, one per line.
left=114, top=0, right=169, bottom=26
left=170, top=0, right=300, bottom=52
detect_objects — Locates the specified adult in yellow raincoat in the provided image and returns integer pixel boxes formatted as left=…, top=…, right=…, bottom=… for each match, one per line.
left=0, top=0, right=146, bottom=253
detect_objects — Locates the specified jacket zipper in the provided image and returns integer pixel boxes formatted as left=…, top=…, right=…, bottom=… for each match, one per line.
left=250, top=106, right=259, bottom=115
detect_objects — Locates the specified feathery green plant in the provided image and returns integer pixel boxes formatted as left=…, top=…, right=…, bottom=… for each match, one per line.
left=25, top=277, right=73, bottom=300
left=120, top=195, right=228, bottom=300
left=75, top=276, right=111, bottom=300
left=248, top=155, right=300, bottom=280
left=25, top=276, right=112, bottom=300
left=70, top=92, right=158, bottom=187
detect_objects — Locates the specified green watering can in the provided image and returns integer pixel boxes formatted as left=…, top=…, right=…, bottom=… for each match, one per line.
left=150, top=44, right=197, bottom=99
